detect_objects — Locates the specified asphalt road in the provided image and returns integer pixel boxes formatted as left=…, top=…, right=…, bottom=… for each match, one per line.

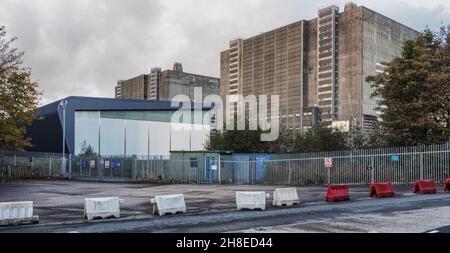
left=0, top=180, right=411, bottom=224
left=1, top=191, right=450, bottom=233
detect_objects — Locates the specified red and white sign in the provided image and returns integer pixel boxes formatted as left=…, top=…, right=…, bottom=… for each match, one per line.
left=324, top=157, right=333, bottom=168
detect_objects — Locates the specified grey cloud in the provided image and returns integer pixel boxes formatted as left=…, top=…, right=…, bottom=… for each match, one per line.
left=0, top=0, right=449, bottom=105
left=356, top=0, right=450, bottom=31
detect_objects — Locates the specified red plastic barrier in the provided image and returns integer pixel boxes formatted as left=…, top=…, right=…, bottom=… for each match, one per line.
left=413, top=180, right=437, bottom=194
left=326, top=185, right=350, bottom=202
left=369, top=182, right=395, bottom=198
left=443, top=179, right=450, bottom=192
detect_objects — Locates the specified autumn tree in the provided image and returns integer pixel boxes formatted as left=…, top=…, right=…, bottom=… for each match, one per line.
left=367, top=25, right=450, bottom=147
left=0, top=26, right=40, bottom=151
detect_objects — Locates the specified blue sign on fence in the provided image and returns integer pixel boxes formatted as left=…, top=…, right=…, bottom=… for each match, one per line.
left=110, top=162, right=121, bottom=169
left=81, top=160, right=88, bottom=169
left=391, top=155, right=400, bottom=162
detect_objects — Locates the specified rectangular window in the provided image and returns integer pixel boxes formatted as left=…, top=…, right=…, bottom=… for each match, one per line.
left=190, top=157, right=198, bottom=168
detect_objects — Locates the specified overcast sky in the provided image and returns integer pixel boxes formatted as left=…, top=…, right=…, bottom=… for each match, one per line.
left=1, top=0, right=449, bottom=105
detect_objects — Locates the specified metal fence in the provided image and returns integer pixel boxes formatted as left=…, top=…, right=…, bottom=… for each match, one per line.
left=222, top=144, right=450, bottom=185
left=70, top=155, right=138, bottom=182
left=0, top=152, right=68, bottom=181
left=136, top=143, right=450, bottom=185
left=1, top=143, right=450, bottom=185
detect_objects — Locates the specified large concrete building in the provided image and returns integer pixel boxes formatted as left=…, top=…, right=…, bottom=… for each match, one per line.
left=116, top=63, right=220, bottom=102
left=116, top=75, right=148, bottom=100
left=220, top=2, right=418, bottom=133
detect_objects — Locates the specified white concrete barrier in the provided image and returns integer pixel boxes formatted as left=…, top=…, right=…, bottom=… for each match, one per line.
left=236, top=191, right=266, bottom=211
left=272, top=188, right=300, bottom=207
left=0, top=201, right=39, bottom=226
left=151, top=194, right=186, bottom=216
left=84, top=197, right=120, bottom=221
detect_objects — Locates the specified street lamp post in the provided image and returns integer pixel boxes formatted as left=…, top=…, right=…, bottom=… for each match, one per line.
left=58, top=99, right=68, bottom=177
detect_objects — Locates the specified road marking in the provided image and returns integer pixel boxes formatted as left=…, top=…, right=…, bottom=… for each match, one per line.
left=427, top=230, right=439, bottom=233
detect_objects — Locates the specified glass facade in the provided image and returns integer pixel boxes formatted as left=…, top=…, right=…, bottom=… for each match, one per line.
left=74, top=110, right=210, bottom=156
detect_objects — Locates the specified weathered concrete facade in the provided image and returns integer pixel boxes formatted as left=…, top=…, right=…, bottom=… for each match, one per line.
left=159, top=64, right=219, bottom=102
left=219, top=50, right=230, bottom=109
left=220, top=2, right=418, bottom=132
left=236, top=21, right=306, bottom=129
left=116, top=63, right=220, bottom=102
left=115, top=74, right=148, bottom=100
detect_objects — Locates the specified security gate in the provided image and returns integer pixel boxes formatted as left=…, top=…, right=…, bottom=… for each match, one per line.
left=71, top=156, right=134, bottom=182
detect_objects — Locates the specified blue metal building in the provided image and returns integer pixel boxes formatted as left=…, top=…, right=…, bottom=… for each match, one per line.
left=27, top=96, right=212, bottom=156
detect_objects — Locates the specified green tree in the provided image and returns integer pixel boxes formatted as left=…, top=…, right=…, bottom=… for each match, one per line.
left=207, top=127, right=270, bottom=153
left=366, top=25, right=450, bottom=147
left=207, top=115, right=297, bottom=153
left=79, top=140, right=96, bottom=156
left=0, top=26, right=40, bottom=151
left=294, top=124, right=348, bottom=153
left=208, top=121, right=349, bottom=154
left=346, top=125, right=370, bottom=149
left=267, top=128, right=296, bottom=153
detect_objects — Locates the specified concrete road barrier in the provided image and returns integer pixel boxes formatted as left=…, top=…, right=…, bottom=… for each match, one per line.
left=0, top=201, right=39, bottom=226
left=236, top=191, right=266, bottom=211
left=273, top=188, right=300, bottom=207
left=84, top=197, right=121, bottom=221
left=151, top=194, right=186, bottom=216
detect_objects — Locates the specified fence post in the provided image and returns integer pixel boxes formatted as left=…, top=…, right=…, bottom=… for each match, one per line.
left=288, top=160, right=292, bottom=185
left=327, top=167, right=331, bottom=185
left=146, top=155, right=149, bottom=180
left=420, top=153, right=424, bottom=180
left=370, top=157, right=375, bottom=184
left=30, top=156, right=34, bottom=174
left=49, top=156, right=52, bottom=177
left=197, top=159, right=200, bottom=185
left=160, top=155, right=164, bottom=181
left=68, top=154, right=72, bottom=179
left=132, top=155, right=137, bottom=181
left=218, top=154, right=221, bottom=184
left=61, top=156, right=66, bottom=177
left=98, top=156, right=103, bottom=179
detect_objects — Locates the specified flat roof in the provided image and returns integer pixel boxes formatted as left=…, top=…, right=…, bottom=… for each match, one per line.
left=37, top=96, right=213, bottom=116
left=29, top=96, right=214, bottom=155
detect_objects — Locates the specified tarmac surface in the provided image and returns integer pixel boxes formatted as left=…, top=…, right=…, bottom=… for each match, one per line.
left=0, top=180, right=448, bottom=233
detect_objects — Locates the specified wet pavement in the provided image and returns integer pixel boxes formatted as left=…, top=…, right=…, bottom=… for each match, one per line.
left=0, top=180, right=443, bottom=233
